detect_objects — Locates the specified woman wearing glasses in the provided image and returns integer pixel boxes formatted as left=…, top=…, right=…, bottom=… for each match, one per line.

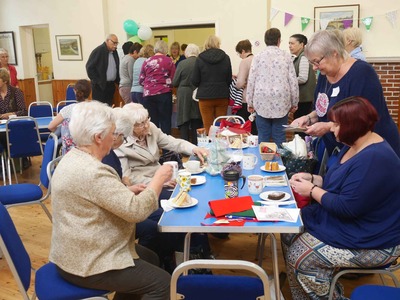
left=115, top=103, right=208, bottom=189
left=292, top=30, right=399, bottom=158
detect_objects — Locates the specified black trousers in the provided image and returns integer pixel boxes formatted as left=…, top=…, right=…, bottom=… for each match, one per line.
left=91, top=82, right=116, bottom=107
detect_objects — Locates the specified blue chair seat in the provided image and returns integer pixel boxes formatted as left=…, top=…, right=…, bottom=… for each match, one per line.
left=0, top=184, right=43, bottom=204
left=178, top=275, right=264, bottom=300
left=35, top=262, right=109, bottom=300
left=351, top=285, right=400, bottom=300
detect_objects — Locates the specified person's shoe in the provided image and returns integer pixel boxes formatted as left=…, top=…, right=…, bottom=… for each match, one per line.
left=211, top=233, right=230, bottom=239
left=22, top=157, right=31, bottom=170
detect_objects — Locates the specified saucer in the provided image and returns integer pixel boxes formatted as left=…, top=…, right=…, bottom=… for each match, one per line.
left=191, top=175, right=206, bottom=186
left=259, top=191, right=291, bottom=202
left=260, top=165, right=286, bottom=173
left=168, top=197, right=199, bottom=208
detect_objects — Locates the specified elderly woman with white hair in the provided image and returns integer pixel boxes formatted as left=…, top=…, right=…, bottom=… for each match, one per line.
left=115, top=102, right=208, bottom=193
left=172, top=43, right=203, bottom=144
left=139, top=40, right=175, bottom=135
left=49, top=101, right=172, bottom=299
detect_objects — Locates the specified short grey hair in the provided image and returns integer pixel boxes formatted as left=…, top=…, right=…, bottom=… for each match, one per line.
left=154, top=40, right=168, bottom=55
left=304, top=30, right=349, bottom=60
left=184, top=43, right=200, bottom=58
left=112, top=107, right=133, bottom=137
left=69, top=101, right=115, bottom=146
left=123, top=103, right=149, bottom=126
left=0, top=48, right=8, bottom=55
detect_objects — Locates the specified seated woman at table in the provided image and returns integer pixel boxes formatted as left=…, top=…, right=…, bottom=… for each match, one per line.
left=0, top=67, right=26, bottom=119
left=48, top=79, right=91, bottom=155
left=284, top=96, right=400, bottom=300
left=49, top=101, right=172, bottom=299
left=115, top=102, right=208, bottom=197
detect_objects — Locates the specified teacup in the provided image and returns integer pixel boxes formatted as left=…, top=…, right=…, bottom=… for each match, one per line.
left=163, top=161, right=178, bottom=180
left=177, top=170, right=191, bottom=192
left=247, top=175, right=265, bottom=195
left=248, top=135, right=258, bottom=147
left=242, top=153, right=258, bottom=170
left=185, top=160, right=200, bottom=173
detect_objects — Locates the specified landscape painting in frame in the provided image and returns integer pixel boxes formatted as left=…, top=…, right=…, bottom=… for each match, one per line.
left=55, top=35, right=82, bottom=61
left=314, top=5, right=360, bottom=31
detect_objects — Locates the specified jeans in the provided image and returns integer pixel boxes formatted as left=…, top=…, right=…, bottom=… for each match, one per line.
left=255, top=113, right=288, bottom=146
left=143, top=92, right=172, bottom=135
left=131, top=92, right=144, bottom=105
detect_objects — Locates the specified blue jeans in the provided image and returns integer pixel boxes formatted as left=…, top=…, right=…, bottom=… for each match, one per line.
left=143, top=92, right=172, bottom=135
left=131, top=91, right=144, bottom=105
left=255, top=114, right=288, bottom=146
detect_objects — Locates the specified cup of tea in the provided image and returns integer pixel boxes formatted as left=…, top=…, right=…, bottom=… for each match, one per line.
left=247, top=175, right=265, bottom=195
left=177, top=170, right=191, bottom=192
left=185, top=160, right=200, bottom=173
left=242, top=153, right=258, bottom=170
left=163, top=161, right=178, bottom=180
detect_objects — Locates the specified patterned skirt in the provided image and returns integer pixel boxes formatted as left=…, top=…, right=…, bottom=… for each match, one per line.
left=281, top=232, right=400, bottom=300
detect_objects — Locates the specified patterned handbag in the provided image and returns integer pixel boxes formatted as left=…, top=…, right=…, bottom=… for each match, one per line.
left=279, top=148, right=318, bottom=178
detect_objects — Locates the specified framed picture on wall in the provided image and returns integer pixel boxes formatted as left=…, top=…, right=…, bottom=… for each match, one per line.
left=0, top=31, right=17, bottom=65
left=314, top=4, right=360, bottom=31
left=55, top=35, right=83, bottom=61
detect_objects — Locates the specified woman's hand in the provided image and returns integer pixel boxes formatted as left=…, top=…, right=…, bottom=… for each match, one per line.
left=192, top=147, right=209, bottom=164
left=305, top=121, right=332, bottom=137
left=290, top=172, right=312, bottom=182
left=291, top=115, right=309, bottom=128
left=163, top=180, right=177, bottom=188
left=289, top=177, right=314, bottom=197
left=128, top=183, right=147, bottom=195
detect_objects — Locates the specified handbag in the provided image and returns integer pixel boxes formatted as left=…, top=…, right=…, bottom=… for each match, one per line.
left=280, top=148, right=318, bottom=178
left=159, top=150, right=183, bottom=169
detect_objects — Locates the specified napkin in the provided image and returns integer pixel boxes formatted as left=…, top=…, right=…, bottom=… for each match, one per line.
left=160, top=199, right=174, bottom=212
left=208, top=196, right=253, bottom=217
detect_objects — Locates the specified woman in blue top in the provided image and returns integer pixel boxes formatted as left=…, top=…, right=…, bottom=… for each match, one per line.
left=284, top=97, right=400, bottom=300
left=292, top=30, right=399, bottom=158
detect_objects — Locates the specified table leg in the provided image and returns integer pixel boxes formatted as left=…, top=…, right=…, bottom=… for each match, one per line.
left=270, top=233, right=281, bottom=300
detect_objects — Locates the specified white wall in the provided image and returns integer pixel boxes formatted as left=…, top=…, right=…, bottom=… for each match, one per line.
left=0, top=0, right=398, bottom=81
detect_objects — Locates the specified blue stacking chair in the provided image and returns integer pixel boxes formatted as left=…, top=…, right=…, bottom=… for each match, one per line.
left=351, top=285, right=400, bottom=300
left=55, top=100, right=77, bottom=114
left=28, top=101, right=54, bottom=143
left=170, top=259, right=271, bottom=300
left=0, top=133, right=58, bottom=221
left=5, top=116, right=44, bottom=184
left=66, top=83, right=76, bottom=100
left=0, top=202, right=110, bottom=300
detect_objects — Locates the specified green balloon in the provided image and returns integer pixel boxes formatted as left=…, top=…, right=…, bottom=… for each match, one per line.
left=123, top=19, right=138, bottom=35
left=128, top=36, right=143, bottom=44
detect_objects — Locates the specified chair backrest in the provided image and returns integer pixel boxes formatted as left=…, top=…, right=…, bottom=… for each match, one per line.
left=66, top=84, right=76, bottom=100
left=28, top=101, right=54, bottom=118
left=170, top=259, right=271, bottom=300
left=0, top=203, right=32, bottom=299
left=56, top=100, right=78, bottom=114
left=40, top=133, right=59, bottom=188
left=6, top=116, right=43, bottom=158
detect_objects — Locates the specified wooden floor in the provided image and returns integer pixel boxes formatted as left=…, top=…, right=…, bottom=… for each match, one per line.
left=0, top=157, right=398, bottom=300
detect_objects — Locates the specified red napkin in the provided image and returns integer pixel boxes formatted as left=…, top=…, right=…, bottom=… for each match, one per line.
left=291, top=188, right=311, bottom=208
left=208, top=196, right=254, bottom=217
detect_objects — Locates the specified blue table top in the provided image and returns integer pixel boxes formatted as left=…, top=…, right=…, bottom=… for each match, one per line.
left=158, top=146, right=304, bottom=234
left=0, top=116, right=53, bottom=133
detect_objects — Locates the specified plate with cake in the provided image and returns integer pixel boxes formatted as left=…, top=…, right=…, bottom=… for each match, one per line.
left=259, top=191, right=291, bottom=202
left=190, top=176, right=206, bottom=186
left=168, top=190, right=199, bottom=208
left=260, top=162, right=286, bottom=173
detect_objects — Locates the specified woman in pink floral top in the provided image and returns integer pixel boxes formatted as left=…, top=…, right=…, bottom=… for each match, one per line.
left=139, top=40, right=175, bottom=135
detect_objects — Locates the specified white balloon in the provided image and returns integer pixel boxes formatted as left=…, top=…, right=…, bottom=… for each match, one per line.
left=138, top=25, right=152, bottom=40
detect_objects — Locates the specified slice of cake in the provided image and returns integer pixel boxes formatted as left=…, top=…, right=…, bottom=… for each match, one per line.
left=172, top=190, right=192, bottom=206
left=267, top=192, right=285, bottom=200
left=265, top=162, right=279, bottom=171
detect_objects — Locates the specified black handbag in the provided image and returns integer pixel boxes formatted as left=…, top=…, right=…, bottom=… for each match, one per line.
left=159, top=150, right=183, bottom=169
left=279, top=148, right=318, bottom=178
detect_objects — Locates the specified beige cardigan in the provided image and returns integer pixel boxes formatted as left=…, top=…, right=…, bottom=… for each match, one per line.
left=115, top=122, right=195, bottom=184
left=49, top=148, right=158, bottom=277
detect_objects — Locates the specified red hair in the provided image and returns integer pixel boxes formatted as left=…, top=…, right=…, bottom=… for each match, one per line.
left=328, top=96, right=378, bottom=145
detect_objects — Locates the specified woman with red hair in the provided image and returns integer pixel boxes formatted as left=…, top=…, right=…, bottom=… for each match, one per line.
left=285, top=96, right=400, bottom=300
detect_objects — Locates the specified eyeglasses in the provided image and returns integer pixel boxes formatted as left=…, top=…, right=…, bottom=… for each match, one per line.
left=308, top=55, right=325, bottom=67
left=108, top=39, right=119, bottom=46
left=134, top=117, right=150, bottom=128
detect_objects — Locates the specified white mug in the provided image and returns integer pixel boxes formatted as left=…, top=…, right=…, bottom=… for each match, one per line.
left=242, top=153, right=258, bottom=170
left=185, top=160, right=200, bottom=173
left=247, top=175, right=265, bottom=194
left=163, top=161, right=178, bottom=180
left=248, top=135, right=258, bottom=147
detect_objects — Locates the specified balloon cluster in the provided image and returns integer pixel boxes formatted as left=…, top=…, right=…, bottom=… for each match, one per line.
left=123, top=19, right=153, bottom=44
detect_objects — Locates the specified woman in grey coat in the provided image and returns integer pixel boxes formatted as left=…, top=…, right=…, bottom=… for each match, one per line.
left=173, top=43, right=203, bottom=145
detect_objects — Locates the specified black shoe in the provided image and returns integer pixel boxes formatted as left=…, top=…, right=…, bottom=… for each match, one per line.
left=22, top=157, right=31, bottom=170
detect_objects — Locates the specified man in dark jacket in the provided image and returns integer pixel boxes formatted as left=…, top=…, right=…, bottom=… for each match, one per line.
left=86, top=34, right=120, bottom=106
